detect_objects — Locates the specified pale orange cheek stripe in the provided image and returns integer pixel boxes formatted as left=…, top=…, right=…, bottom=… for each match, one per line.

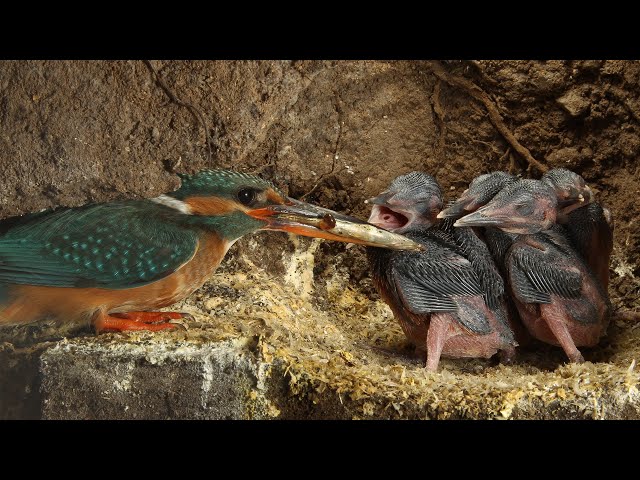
left=186, top=197, right=240, bottom=215
left=186, top=189, right=285, bottom=215
left=265, top=188, right=286, bottom=205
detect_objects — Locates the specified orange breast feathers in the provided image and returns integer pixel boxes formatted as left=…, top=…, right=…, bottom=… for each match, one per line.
left=0, top=232, right=232, bottom=326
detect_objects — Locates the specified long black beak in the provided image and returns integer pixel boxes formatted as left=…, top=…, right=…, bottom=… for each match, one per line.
left=454, top=205, right=551, bottom=235
left=453, top=210, right=507, bottom=228
left=437, top=198, right=474, bottom=219
left=438, top=192, right=488, bottom=218
left=364, top=191, right=395, bottom=206
left=247, top=198, right=424, bottom=251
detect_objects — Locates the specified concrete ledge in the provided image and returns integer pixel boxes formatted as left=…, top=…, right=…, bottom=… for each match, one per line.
left=40, top=338, right=276, bottom=420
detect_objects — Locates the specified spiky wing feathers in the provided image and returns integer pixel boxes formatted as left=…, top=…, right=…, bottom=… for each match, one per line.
left=508, top=229, right=583, bottom=304
left=441, top=219, right=505, bottom=309
left=483, top=228, right=515, bottom=269
left=390, top=229, right=491, bottom=334
left=0, top=202, right=198, bottom=289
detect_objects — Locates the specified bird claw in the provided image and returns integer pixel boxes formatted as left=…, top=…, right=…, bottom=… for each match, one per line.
left=168, top=318, right=190, bottom=331
left=176, top=312, right=195, bottom=322
left=168, top=312, right=194, bottom=330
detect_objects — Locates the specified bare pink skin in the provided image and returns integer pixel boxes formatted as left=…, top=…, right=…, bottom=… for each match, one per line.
left=376, top=281, right=516, bottom=372
left=369, top=205, right=408, bottom=230
left=509, top=237, right=609, bottom=363
left=369, top=197, right=516, bottom=371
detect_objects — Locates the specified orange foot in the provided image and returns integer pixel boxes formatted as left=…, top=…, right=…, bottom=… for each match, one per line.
left=94, top=311, right=191, bottom=333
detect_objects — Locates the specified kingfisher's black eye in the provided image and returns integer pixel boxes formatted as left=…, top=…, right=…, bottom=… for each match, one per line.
left=237, top=188, right=257, bottom=206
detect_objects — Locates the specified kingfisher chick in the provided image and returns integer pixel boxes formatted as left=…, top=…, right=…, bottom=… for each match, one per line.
left=455, top=180, right=610, bottom=363
left=542, top=168, right=614, bottom=291
left=436, top=171, right=520, bottom=284
left=435, top=171, right=525, bottom=348
left=366, top=172, right=516, bottom=371
left=0, top=169, right=418, bottom=334
left=437, top=171, right=519, bottom=270
left=541, top=168, right=593, bottom=215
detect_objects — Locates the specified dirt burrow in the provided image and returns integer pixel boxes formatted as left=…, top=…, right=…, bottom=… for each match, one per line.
left=1, top=61, right=639, bottom=417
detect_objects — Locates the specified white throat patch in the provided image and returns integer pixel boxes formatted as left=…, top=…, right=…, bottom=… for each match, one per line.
left=150, top=194, right=192, bottom=214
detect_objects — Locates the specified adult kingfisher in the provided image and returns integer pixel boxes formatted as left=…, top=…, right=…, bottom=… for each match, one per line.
left=0, top=169, right=420, bottom=334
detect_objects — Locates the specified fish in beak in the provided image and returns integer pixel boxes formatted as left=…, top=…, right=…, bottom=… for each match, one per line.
left=247, top=198, right=424, bottom=251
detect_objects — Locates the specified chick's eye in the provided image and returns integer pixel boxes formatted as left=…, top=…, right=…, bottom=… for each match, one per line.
left=515, top=203, right=533, bottom=215
left=237, top=188, right=257, bottom=206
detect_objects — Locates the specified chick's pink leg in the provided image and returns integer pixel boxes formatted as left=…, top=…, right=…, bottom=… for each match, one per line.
left=425, top=314, right=449, bottom=372
left=539, top=303, right=584, bottom=363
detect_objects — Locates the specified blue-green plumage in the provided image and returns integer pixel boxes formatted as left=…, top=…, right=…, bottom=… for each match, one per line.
left=180, top=210, right=264, bottom=241
left=173, top=170, right=283, bottom=200
left=0, top=169, right=283, bottom=291
left=0, top=201, right=198, bottom=289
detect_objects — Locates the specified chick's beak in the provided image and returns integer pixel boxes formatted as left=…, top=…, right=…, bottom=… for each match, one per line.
left=364, top=191, right=394, bottom=206
left=437, top=191, right=485, bottom=219
left=454, top=203, right=552, bottom=235
left=246, top=198, right=423, bottom=251
left=559, top=184, right=595, bottom=215
left=453, top=208, right=507, bottom=228
left=437, top=199, right=472, bottom=219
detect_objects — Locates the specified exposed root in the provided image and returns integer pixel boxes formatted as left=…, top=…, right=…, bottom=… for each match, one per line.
left=301, top=93, right=345, bottom=200
left=425, top=61, right=548, bottom=174
left=144, top=60, right=213, bottom=165
left=500, top=147, right=516, bottom=174
left=430, top=79, right=446, bottom=159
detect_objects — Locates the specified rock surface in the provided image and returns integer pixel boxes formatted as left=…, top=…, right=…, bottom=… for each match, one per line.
left=556, top=86, right=591, bottom=117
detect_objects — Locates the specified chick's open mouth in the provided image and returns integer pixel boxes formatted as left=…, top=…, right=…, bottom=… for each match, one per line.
left=368, top=205, right=409, bottom=231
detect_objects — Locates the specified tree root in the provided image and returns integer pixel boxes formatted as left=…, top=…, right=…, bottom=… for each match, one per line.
left=144, top=60, right=213, bottom=165
left=425, top=61, right=548, bottom=174
left=301, top=93, right=345, bottom=200
left=430, top=79, right=446, bottom=159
